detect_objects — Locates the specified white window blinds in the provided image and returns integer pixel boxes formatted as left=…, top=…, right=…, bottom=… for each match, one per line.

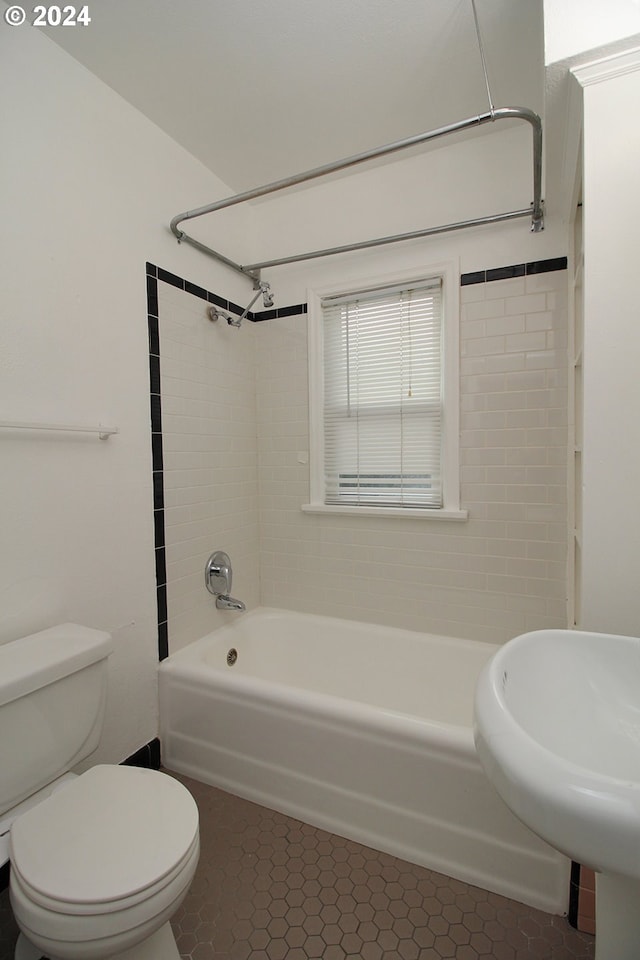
left=321, top=278, right=443, bottom=509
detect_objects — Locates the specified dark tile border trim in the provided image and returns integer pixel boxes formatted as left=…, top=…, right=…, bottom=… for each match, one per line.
left=151, top=263, right=307, bottom=323
left=122, top=737, right=162, bottom=770
left=461, top=256, right=567, bottom=286
left=568, top=860, right=581, bottom=928
left=146, top=263, right=168, bottom=662
left=253, top=303, right=308, bottom=322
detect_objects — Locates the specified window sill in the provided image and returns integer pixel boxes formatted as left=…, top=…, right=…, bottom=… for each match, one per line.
left=301, top=503, right=468, bottom=521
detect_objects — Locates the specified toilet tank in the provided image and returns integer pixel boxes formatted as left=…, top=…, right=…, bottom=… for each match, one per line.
left=0, top=623, right=112, bottom=817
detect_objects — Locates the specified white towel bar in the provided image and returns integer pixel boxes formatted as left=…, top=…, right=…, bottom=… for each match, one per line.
left=0, top=420, right=118, bottom=440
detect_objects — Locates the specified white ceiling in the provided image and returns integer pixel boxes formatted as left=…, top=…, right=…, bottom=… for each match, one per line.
left=28, top=0, right=545, bottom=193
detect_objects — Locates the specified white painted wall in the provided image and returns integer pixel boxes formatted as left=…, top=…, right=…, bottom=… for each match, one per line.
left=574, top=53, right=640, bottom=636
left=248, top=122, right=567, bottom=306
left=544, top=0, right=640, bottom=65
left=0, top=24, right=253, bottom=764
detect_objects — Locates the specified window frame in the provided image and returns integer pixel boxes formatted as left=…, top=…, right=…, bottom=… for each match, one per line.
left=303, top=260, right=467, bottom=521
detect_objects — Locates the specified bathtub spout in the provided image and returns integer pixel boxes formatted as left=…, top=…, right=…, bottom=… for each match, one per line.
left=216, top=595, right=246, bottom=611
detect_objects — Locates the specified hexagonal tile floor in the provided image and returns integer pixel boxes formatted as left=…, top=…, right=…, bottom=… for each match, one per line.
left=0, top=771, right=594, bottom=960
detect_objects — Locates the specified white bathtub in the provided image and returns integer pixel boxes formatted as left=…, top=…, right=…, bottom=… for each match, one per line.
left=158, top=607, right=569, bottom=913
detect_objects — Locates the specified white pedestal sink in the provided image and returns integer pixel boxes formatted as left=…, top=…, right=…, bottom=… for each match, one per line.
left=474, top=628, right=640, bottom=960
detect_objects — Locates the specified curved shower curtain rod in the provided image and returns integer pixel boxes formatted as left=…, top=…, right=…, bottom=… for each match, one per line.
left=169, top=105, right=543, bottom=287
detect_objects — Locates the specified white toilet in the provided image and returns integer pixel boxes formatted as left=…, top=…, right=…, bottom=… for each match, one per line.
left=0, top=623, right=199, bottom=960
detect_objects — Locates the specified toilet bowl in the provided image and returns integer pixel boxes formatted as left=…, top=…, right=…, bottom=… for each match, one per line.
left=9, top=765, right=199, bottom=960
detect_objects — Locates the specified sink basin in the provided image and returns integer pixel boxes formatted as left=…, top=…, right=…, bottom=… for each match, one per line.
left=474, top=628, right=640, bottom=959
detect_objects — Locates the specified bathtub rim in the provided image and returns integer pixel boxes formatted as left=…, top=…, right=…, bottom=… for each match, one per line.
left=159, top=606, right=501, bottom=759
left=165, top=606, right=501, bottom=663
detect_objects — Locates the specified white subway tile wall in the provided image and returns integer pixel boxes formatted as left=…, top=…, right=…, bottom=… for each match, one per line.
left=157, top=281, right=261, bottom=652
left=255, top=270, right=568, bottom=643
left=158, top=267, right=568, bottom=649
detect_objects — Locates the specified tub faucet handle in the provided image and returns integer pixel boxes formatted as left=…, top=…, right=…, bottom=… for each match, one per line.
left=205, top=550, right=232, bottom=596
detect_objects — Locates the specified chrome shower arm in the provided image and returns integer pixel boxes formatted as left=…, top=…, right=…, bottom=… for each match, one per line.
left=236, top=284, right=267, bottom=324
left=208, top=281, right=273, bottom=328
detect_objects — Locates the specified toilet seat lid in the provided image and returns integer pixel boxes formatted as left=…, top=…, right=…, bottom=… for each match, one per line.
left=9, top=765, right=199, bottom=906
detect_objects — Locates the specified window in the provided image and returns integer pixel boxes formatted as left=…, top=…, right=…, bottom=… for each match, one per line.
left=305, top=264, right=464, bottom=519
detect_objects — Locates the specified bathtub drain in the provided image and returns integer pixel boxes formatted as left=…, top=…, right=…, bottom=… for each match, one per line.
left=227, top=648, right=238, bottom=666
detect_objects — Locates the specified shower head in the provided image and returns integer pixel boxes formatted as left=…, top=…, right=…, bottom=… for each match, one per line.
left=259, top=281, right=274, bottom=309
